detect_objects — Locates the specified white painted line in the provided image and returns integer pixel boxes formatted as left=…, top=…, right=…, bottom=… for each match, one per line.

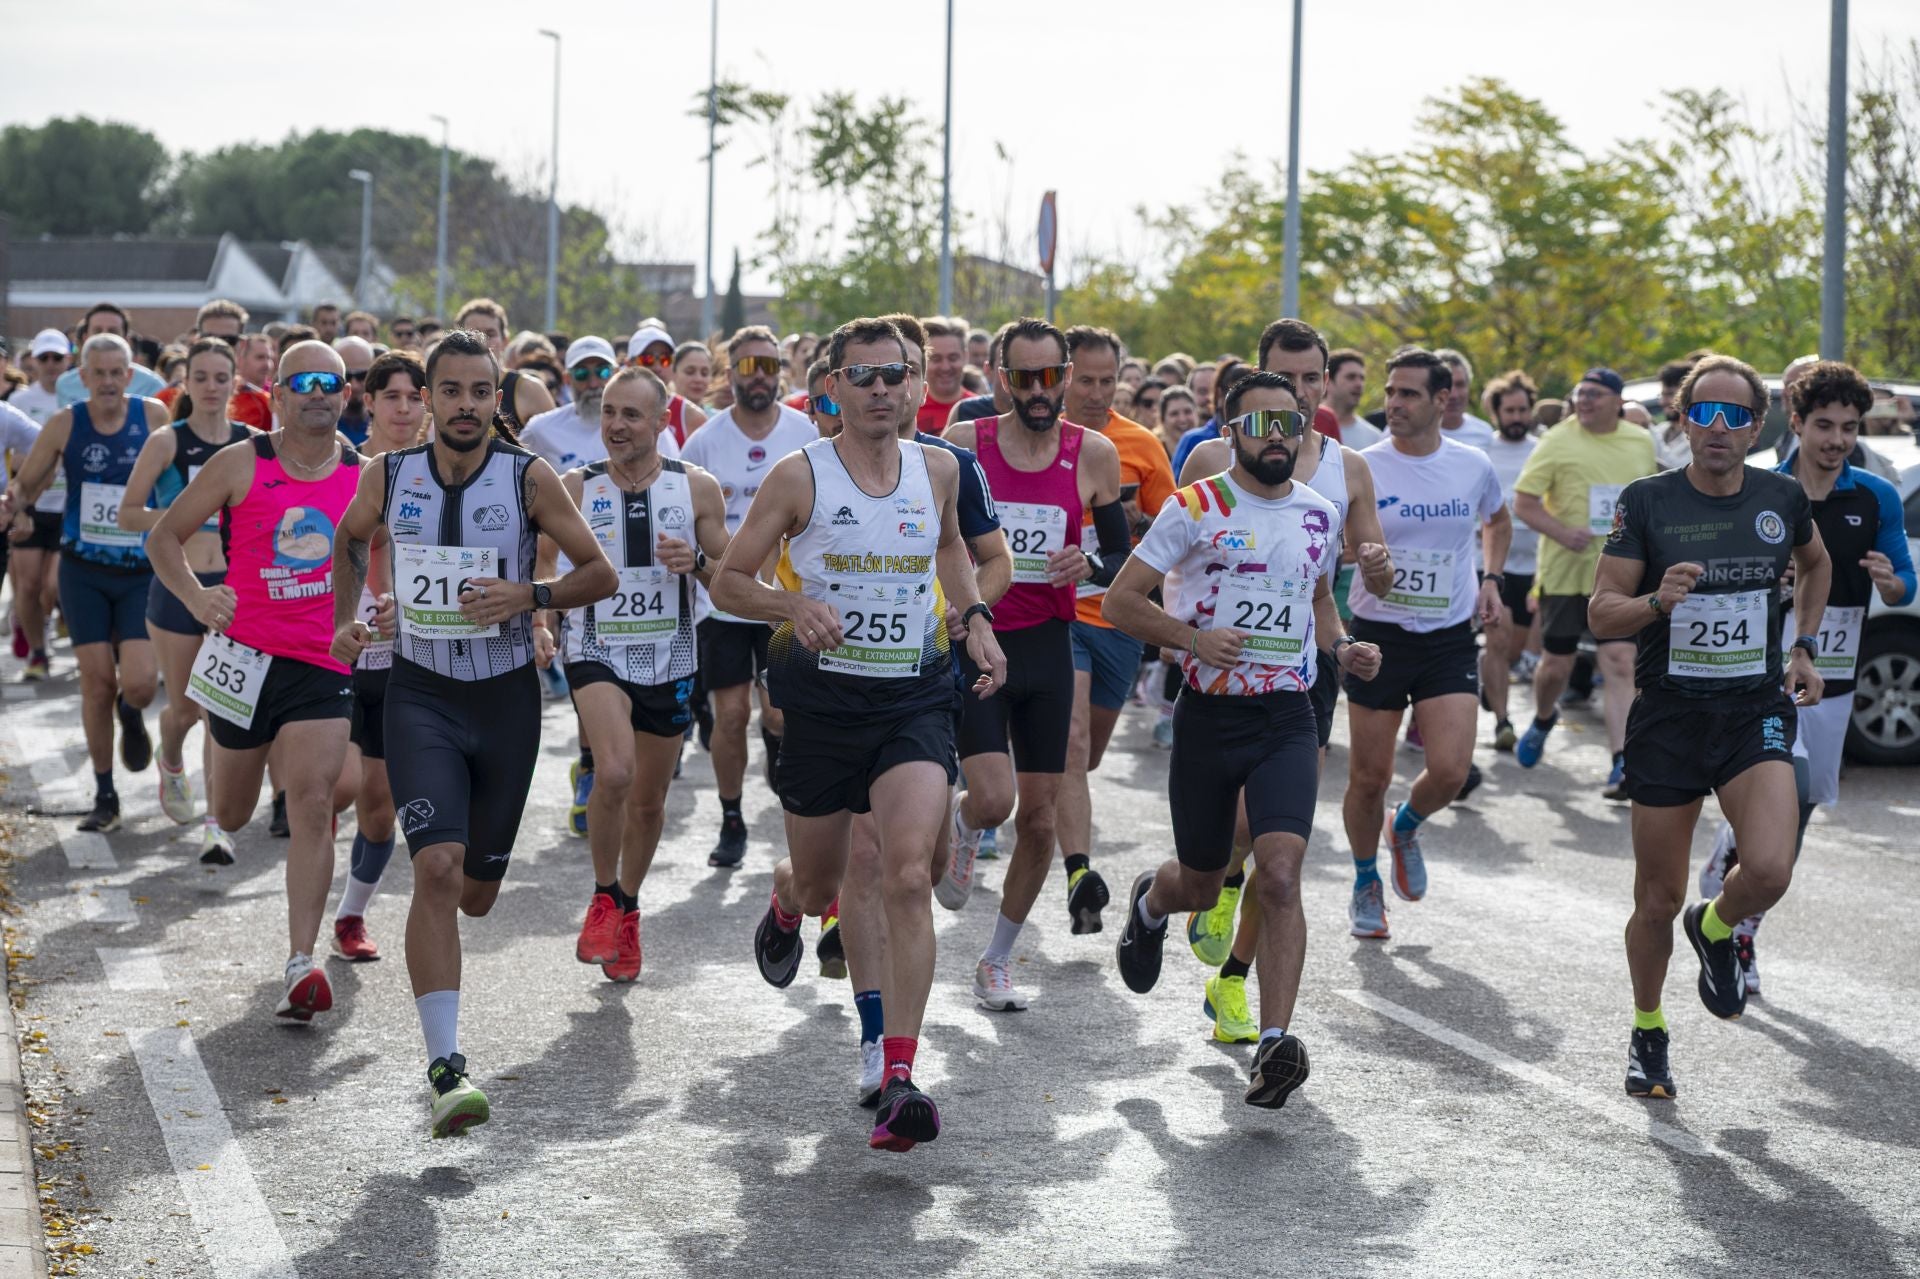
left=96, top=947, right=168, bottom=992
left=0, top=684, right=30, bottom=701
left=1336, top=989, right=1721, bottom=1159
left=129, top=1028, right=296, bottom=1279
left=79, top=888, right=136, bottom=925
left=58, top=830, right=118, bottom=871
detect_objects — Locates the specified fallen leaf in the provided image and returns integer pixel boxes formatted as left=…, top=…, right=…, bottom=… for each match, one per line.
left=195, top=1164, right=210, bottom=1171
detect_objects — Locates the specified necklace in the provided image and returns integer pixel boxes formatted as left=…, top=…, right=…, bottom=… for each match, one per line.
left=280, top=436, right=341, bottom=478
left=608, top=454, right=662, bottom=494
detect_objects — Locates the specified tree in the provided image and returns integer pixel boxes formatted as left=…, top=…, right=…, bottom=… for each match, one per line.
left=0, top=118, right=171, bottom=235
left=720, top=250, right=746, bottom=336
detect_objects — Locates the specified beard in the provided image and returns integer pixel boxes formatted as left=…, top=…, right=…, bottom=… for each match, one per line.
left=1012, top=392, right=1061, bottom=432
left=1236, top=440, right=1296, bottom=486
left=736, top=383, right=774, bottom=413
left=1498, top=421, right=1531, bottom=441
left=575, top=388, right=603, bottom=421
left=440, top=416, right=486, bottom=452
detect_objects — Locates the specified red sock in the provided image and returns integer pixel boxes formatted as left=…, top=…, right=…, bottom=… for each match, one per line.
left=771, top=890, right=802, bottom=932
left=883, top=1035, right=917, bottom=1082
left=822, top=895, right=840, bottom=922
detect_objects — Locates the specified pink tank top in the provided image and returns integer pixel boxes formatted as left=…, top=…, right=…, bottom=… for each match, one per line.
left=225, top=435, right=362, bottom=672
left=977, top=418, right=1083, bottom=630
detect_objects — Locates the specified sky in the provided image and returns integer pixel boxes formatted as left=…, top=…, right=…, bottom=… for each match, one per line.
left=4, top=0, right=1918, bottom=298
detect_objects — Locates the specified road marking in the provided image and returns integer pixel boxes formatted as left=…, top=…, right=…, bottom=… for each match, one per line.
left=79, top=888, right=136, bottom=925
left=58, top=830, right=117, bottom=871
left=1336, top=989, right=1722, bottom=1159
left=96, top=948, right=168, bottom=991
left=130, top=1028, right=296, bottom=1279
left=1, top=683, right=30, bottom=701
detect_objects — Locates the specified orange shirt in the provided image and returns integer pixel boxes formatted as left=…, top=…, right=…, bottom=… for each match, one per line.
left=1077, top=411, right=1176, bottom=627
left=157, top=383, right=272, bottom=430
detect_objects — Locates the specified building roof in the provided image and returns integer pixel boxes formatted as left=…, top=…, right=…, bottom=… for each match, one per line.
left=10, top=237, right=223, bottom=285
left=238, top=240, right=295, bottom=291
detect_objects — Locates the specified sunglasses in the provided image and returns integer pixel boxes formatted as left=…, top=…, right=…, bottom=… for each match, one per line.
left=1004, top=364, right=1068, bottom=391
left=805, top=394, right=841, bottom=417
left=345, top=369, right=369, bottom=382
left=284, top=371, right=346, bottom=395
left=571, top=363, right=614, bottom=382
left=1231, top=409, right=1309, bottom=439
left=732, top=355, right=781, bottom=378
left=835, top=363, right=911, bottom=388
left=1685, top=400, right=1756, bottom=431
left=35, top=352, right=67, bottom=363
left=207, top=333, right=242, bottom=348
left=392, top=329, right=417, bottom=341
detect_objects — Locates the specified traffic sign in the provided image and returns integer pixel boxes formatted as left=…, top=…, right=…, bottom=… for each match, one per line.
left=1038, top=191, right=1057, bottom=276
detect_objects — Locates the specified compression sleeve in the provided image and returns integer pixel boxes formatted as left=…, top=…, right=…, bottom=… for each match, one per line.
left=1087, top=499, right=1132, bottom=587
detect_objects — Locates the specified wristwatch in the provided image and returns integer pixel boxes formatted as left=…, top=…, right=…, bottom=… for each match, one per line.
left=961, top=602, right=994, bottom=629
left=1791, top=635, right=1820, bottom=659
left=1332, top=634, right=1357, bottom=661
left=1480, top=572, right=1504, bottom=589
left=1081, top=548, right=1103, bottom=578
left=694, top=548, right=708, bottom=574
left=1647, top=594, right=1665, bottom=616
left=532, top=582, right=553, bottom=610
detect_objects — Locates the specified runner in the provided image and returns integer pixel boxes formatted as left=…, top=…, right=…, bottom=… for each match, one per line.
left=117, top=338, right=255, bottom=859
left=454, top=298, right=556, bottom=431
left=726, top=315, right=1007, bottom=1152
left=146, top=340, right=363, bottom=1023
left=541, top=365, right=728, bottom=983
left=1696, top=360, right=1911, bottom=996
left=1327, top=349, right=1384, bottom=449
left=2, top=333, right=163, bottom=831
left=1512, top=367, right=1657, bottom=797
left=54, top=304, right=168, bottom=408
left=1435, top=349, right=1495, bottom=449
left=1105, top=370, right=1383, bottom=1107
left=153, top=300, right=273, bottom=430
left=7, top=329, right=69, bottom=679
left=678, top=326, right=818, bottom=867
left=627, top=323, right=708, bottom=446
left=671, top=342, right=714, bottom=418
left=940, top=318, right=1128, bottom=1011
left=915, top=318, right=968, bottom=434
left=1479, top=371, right=1541, bottom=752
left=329, top=328, right=617, bottom=1137
left=1590, top=353, right=1830, bottom=1099
left=1342, top=348, right=1511, bottom=937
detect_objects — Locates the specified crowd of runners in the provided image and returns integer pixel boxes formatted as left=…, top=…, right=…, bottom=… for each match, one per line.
left=0, top=295, right=1908, bottom=1148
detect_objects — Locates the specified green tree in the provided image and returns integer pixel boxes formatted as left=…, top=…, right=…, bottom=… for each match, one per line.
left=720, top=251, right=746, bottom=335
left=0, top=117, right=171, bottom=235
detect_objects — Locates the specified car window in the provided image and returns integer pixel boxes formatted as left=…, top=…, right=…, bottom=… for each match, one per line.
left=1905, top=486, right=1920, bottom=534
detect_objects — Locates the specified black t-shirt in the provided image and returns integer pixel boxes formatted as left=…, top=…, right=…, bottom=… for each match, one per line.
left=1602, top=466, right=1813, bottom=698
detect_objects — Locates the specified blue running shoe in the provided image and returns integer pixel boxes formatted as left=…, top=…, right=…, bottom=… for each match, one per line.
left=1515, top=717, right=1555, bottom=769
left=1603, top=753, right=1629, bottom=801
left=569, top=761, right=593, bottom=837
left=975, top=823, right=1000, bottom=861
left=1388, top=803, right=1427, bottom=902
left=1348, top=878, right=1389, bottom=938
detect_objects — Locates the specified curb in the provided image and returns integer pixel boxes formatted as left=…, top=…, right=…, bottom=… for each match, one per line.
left=0, top=948, right=45, bottom=1279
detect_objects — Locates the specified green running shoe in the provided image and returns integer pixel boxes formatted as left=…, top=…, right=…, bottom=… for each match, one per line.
left=428, top=1054, right=490, bottom=1139
left=1203, top=974, right=1259, bottom=1044
left=1186, top=873, right=1246, bottom=967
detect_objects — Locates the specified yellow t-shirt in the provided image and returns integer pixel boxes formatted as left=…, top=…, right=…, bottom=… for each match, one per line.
left=1514, top=419, right=1657, bottom=596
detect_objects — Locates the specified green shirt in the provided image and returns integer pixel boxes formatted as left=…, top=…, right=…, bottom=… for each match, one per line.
left=1514, top=418, right=1657, bottom=596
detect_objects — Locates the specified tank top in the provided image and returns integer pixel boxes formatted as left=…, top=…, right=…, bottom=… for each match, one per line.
left=767, top=437, right=950, bottom=716
left=666, top=395, right=689, bottom=448
left=500, top=369, right=530, bottom=430
left=381, top=437, right=540, bottom=681
left=1303, top=434, right=1351, bottom=526
left=62, top=399, right=152, bottom=568
left=974, top=418, right=1084, bottom=631
left=225, top=435, right=363, bottom=672
left=155, top=421, right=251, bottom=532
left=561, top=459, right=698, bottom=685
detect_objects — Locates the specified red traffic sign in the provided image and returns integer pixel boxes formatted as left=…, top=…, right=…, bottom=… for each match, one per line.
left=1037, top=191, right=1058, bottom=275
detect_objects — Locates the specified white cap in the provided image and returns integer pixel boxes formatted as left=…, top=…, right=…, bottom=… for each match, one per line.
left=626, top=325, right=673, bottom=361
left=565, top=336, right=618, bottom=369
left=29, top=329, right=69, bottom=358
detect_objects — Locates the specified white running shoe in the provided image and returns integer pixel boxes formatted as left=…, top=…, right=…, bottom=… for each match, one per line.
left=857, top=1040, right=885, bottom=1107
left=199, top=823, right=236, bottom=866
left=972, top=955, right=1029, bottom=1012
left=275, top=954, right=333, bottom=1022
left=158, top=758, right=195, bottom=825
left=935, top=792, right=980, bottom=911
left=1699, top=822, right=1737, bottom=899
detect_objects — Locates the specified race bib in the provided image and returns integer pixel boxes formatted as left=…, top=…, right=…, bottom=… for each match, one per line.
left=1377, top=547, right=1455, bottom=618
left=1668, top=590, right=1767, bottom=678
left=396, top=544, right=500, bottom=639
left=1214, top=572, right=1313, bottom=665
left=1001, top=503, right=1068, bottom=586
left=818, top=582, right=932, bottom=679
left=79, top=481, right=141, bottom=549
left=1811, top=604, right=1864, bottom=681
left=186, top=632, right=273, bottom=728
left=35, top=469, right=66, bottom=515
left=357, top=586, right=392, bottom=664
left=597, top=565, right=681, bottom=647
left=1588, top=484, right=1625, bottom=536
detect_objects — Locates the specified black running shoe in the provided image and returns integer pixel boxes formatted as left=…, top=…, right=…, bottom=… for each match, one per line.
left=869, top=1076, right=940, bottom=1152
left=1457, top=761, right=1483, bottom=802
left=1682, top=902, right=1747, bottom=1020
left=754, top=902, right=804, bottom=989
left=117, top=698, right=151, bottom=773
left=708, top=816, right=748, bottom=868
left=1624, top=1026, right=1676, bottom=1099
left=269, top=790, right=290, bottom=838
left=817, top=916, right=847, bottom=980
left=77, top=794, right=121, bottom=833
left=1115, top=871, right=1166, bottom=994
left=1245, top=1033, right=1311, bottom=1109
left=1067, top=864, right=1110, bottom=935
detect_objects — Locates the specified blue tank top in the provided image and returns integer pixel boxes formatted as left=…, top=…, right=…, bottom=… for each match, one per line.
left=153, top=421, right=251, bottom=531
left=62, top=398, right=153, bottom=567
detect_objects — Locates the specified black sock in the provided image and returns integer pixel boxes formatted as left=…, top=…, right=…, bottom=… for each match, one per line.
left=1534, top=712, right=1558, bottom=731
left=721, top=795, right=743, bottom=824
left=1220, top=954, right=1251, bottom=981
left=595, top=881, right=620, bottom=907
left=579, top=747, right=594, bottom=774
left=1064, top=853, right=1090, bottom=878
left=94, top=770, right=116, bottom=801
left=1222, top=870, right=1246, bottom=890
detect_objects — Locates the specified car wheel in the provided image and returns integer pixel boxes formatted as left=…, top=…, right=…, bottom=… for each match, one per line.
left=1847, top=623, right=1920, bottom=765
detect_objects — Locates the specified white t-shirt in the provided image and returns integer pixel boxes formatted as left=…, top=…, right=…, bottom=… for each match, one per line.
left=1348, top=437, right=1507, bottom=632
left=1338, top=418, right=1385, bottom=450
left=679, top=404, right=816, bottom=623
left=522, top=403, right=679, bottom=475
left=8, top=384, right=59, bottom=425
left=0, top=400, right=40, bottom=458
left=5, top=386, right=64, bottom=514
left=1442, top=413, right=1496, bottom=452
left=1484, top=433, right=1541, bottom=576
left=56, top=364, right=165, bottom=409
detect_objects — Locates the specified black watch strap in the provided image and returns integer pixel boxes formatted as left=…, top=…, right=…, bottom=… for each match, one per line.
left=961, top=602, right=994, bottom=628
left=532, top=582, right=552, bottom=610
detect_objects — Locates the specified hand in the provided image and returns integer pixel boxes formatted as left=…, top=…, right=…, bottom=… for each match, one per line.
left=532, top=623, right=556, bottom=669
left=0, top=492, right=15, bottom=524
left=964, top=615, right=1007, bottom=697
left=1337, top=640, right=1383, bottom=681
left=7, top=511, right=30, bottom=544
left=1559, top=527, right=1595, bottom=553
left=1356, top=542, right=1391, bottom=593
left=371, top=592, right=397, bottom=640
left=1476, top=579, right=1503, bottom=627
left=1191, top=627, right=1245, bottom=670
left=457, top=576, right=534, bottom=627
left=331, top=621, right=373, bottom=667
left=1159, top=646, right=1183, bottom=665
left=1863, top=550, right=1902, bottom=601
left=656, top=533, right=698, bottom=575
left=1045, top=546, right=1091, bottom=589
left=1656, top=562, right=1704, bottom=612
left=945, top=604, right=966, bottom=642
left=1786, top=646, right=1824, bottom=706
left=189, top=582, right=240, bottom=633
left=789, top=597, right=844, bottom=652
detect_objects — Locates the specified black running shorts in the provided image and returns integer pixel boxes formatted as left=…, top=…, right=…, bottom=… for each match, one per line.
left=206, top=655, right=352, bottom=752
left=778, top=703, right=957, bottom=818
left=1623, top=689, right=1797, bottom=808
left=956, top=618, right=1074, bottom=774
left=697, top=617, right=770, bottom=691
left=1500, top=572, right=1536, bottom=628
left=350, top=666, right=389, bottom=760
left=1309, top=646, right=1338, bottom=749
left=1343, top=617, right=1479, bottom=713
left=1169, top=686, right=1321, bottom=872
left=566, top=660, right=694, bottom=739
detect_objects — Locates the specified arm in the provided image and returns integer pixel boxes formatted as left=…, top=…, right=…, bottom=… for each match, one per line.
left=529, top=468, right=583, bottom=664
left=707, top=452, right=826, bottom=632
left=1341, top=452, right=1394, bottom=595
left=1513, top=490, right=1591, bottom=551
left=1588, top=551, right=1696, bottom=639
left=460, top=458, right=617, bottom=627
left=1051, top=431, right=1128, bottom=589
left=1, top=410, right=70, bottom=515
left=1177, top=436, right=1230, bottom=486
left=682, top=400, right=708, bottom=434
left=117, top=428, right=179, bottom=532
left=149, top=441, right=252, bottom=631
left=1312, top=572, right=1381, bottom=679
left=329, top=462, right=389, bottom=666
left=513, top=374, right=557, bottom=423
left=969, top=528, right=1012, bottom=607
left=1786, top=525, right=1831, bottom=705
left=926, top=451, right=1006, bottom=695
left=1866, top=480, right=1917, bottom=607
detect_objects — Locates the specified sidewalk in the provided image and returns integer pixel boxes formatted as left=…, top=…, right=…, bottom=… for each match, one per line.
left=1, top=707, right=50, bottom=1279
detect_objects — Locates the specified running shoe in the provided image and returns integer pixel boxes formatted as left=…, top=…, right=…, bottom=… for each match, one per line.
left=1735, top=930, right=1760, bottom=999
left=976, top=823, right=1000, bottom=861
left=1115, top=871, right=1167, bottom=994
left=857, top=1041, right=885, bottom=1108
left=1404, top=720, right=1425, bottom=752
left=78, top=794, right=120, bottom=834
left=709, top=815, right=748, bottom=868
left=869, top=1076, right=940, bottom=1152
left=1624, top=1026, right=1676, bottom=1099
left=1185, top=877, right=1243, bottom=968
left=158, top=757, right=195, bottom=825
left=1682, top=902, right=1747, bottom=1020
left=753, top=899, right=804, bottom=989
left=1387, top=804, right=1427, bottom=902
left=972, top=955, right=1029, bottom=1011
left=332, top=915, right=380, bottom=961
left=538, top=662, right=569, bottom=701
left=117, top=698, right=151, bottom=773
left=1698, top=825, right=1737, bottom=899
left=9, top=621, right=25, bottom=660
left=935, top=792, right=980, bottom=910
left=1245, top=1033, right=1311, bottom=1109
left=603, top=910, right=643, bottom=983
left=1152, top=716, right=1174, bottom=749
left=1349, top=879, right=1389, bottom=939
left=817, top=911, right=847, bottom=980
left=1512, top=650, right=1540, bottom=682
left=1494, top=719, right=1517, bottom=753
left=1515, top=716, right=1554, bottom=768
left=1067, top=864, right=1111, bottom=935
left=1457, top=762, right=1483, bottom=802
left=275, top=956, right=333, bottom=1022
left=576, top=892, right=622, bottom=965
left=428, top=1054, right=490, bottom=1138
left=199, top=823, right=235, bottom=866
left=269, top=791, right=289, bottom=838
left=1203, top=974, right=1259, bottom=1044
left=693, top=694, right=714, bottom=752
left=22, top=654, right=49, bottom=682
left=568, top=761, right=593, bottom=838
left=1602, top=753, right=1629, bottom=801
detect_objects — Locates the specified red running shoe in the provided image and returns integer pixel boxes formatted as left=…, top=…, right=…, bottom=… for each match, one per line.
left=576, top=893, right=622, bottom=964
left=602, top=910, right=642, bottom=982
left=332, top=915, right=380, bottom=962
left=275, top=961, right=334, bottom=1021
left=10, top=621, right=26, bottom=660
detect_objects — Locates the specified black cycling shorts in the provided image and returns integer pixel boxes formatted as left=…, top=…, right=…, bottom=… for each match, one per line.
left=698, top=618, right=770, bottom=691
left=1624, top=690, right=1797, bottom=808
left=1169, top=686, right=1321, bottom=872
left=146, top=569, right=226, bottom=637
left=1343, top=617, right=1480, bottom=713
left=566, top=661, right=694, bottom=739
left=778, top=703, right=957, bottom=818
left=206, top=654, right=352, bottom=752
left=1309, top=647, right=1338, bottom=749
left=956, top=618, right=1074, bottom=774
left=350, top=666, right=390, bottom=759
left=17, top=510, right=61, bottom=552
left=1500, top=572, right=1536, bottom=628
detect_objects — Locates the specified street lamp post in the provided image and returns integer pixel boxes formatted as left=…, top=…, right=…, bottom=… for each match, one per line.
left=701, top=0, right=719, bottom=340
left=1821, top=0, right=1848, bottom=359
left=1281, top=0, right=1303, bottom=319
left=430, top=115, right=450, bottom=322
left=539, top=28, right=561, bottom=332
left=348, top=168, right=373, bottom=311
left=938, top=0, right=954, bottom=315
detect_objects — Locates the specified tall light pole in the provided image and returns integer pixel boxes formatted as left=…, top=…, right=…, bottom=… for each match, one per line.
left=348, top=168, right=373, bottom=310
left=540, top=28, right=561, bottom=332
left=1821, top=0, right=1848, bottom=359
left=937, top=0, right=955, bottom=315
left=1281, top=0, right=1304, bottom=319
left=701, top=0, right=719, bottom=340
left=430, top=114, right=450, bottom=322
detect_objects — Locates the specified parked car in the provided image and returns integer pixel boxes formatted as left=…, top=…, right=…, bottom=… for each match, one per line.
left=1847, top=460, right=1920, bottom=765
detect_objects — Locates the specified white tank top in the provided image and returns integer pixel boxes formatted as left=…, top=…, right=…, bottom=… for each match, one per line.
left=560, top=460, right=697, bottom=685
left=1304, top=434, right=1351, bottom=526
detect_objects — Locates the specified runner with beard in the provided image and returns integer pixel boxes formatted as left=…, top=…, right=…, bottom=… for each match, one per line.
left=1480, top=372, right=1541, bottom=752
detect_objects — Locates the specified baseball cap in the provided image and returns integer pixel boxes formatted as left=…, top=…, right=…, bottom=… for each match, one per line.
left=1578, top=367, right=1625, bottom=395
left=627, top=325, right=673, bottom=360
left=29, top=329, right=70, bottom=358
left=565, top=336, right=618, bottom=369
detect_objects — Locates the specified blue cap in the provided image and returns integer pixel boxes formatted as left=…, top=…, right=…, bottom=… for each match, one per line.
left=1579, top=367, right=1625, bottom=395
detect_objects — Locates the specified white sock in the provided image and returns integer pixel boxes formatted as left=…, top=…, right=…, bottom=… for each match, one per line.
left=1260, top=1026, right=1288, bottom=1045
left=284, top=952, right=312, bottom=980
left=338, top=875, right=379, bottom=920
left=416, top=990, right=460, bottom=1063
left=1137, top=894, right=1168, bottom=932
left=982, top=913, right=1023, bottom=962
left=953, top=794, right=974, bottom=838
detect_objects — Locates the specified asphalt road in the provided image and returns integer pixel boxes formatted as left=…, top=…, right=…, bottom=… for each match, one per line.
left=3, top=650, right=1917, bottom=1279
